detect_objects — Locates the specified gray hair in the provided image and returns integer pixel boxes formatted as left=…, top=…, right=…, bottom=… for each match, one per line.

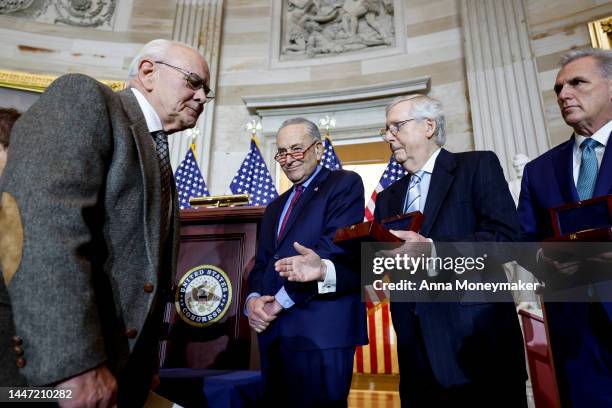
left=126, top=39, right=196, bottom=79
left=559, top=47, right=612, bottom=79
left=386, top=94, right=446, bottom=146
left=277, top=117, right=321, bottom=141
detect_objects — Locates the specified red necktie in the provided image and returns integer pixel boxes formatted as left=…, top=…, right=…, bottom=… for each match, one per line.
left=277, top=185, right=304, bottom=239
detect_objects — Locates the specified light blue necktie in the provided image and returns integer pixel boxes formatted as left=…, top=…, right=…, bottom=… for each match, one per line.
left=576, top=138, right=600, bottom=200
left=403, top=171, right=424, bottom=213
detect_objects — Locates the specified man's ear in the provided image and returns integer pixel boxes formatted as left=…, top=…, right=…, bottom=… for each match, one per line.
left=138, top=59, right=156, bottom=92
left=315, top=140, right=324, bottom=160
left=425, top=118, right=437, bottom=140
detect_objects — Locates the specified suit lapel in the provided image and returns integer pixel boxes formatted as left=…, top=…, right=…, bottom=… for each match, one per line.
left=553, top=136, right=579, bottom=202
left=593, top=131, right=612, bottom=196
left=118, top=89, right=162, bottom=273
left=385, top=174, right=410, bottom=218
left=420, top=149, right=456, bottom=237
left=276, top=167, right=330, bottom=248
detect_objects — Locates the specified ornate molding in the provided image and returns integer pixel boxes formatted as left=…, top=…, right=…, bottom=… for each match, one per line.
left=0, top=69, right=125, bottom=93
left=243, top=77, right=430, bottom=116
left=0, top=0, right=35, bottom=14
left=0, top=0, right=116, bottom=28
left=589, top=16, right=612, bottom=49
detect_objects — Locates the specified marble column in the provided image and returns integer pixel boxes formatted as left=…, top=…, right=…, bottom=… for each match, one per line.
left=460, top=0, right=550, bottom=180
left=168, top=0, right=224, bottom=183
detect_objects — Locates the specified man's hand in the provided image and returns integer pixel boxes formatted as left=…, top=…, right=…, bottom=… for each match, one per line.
left=57, top=365, right=117, bottom=408
left=541, top=254, right=581, bottom=277
left=275, top=242, right=326, bottom=282
left=263, top=299, right=283, bottom=317
left=246, top=295, right=277, bottom=333
left=378, top=230, right=432, bottom=258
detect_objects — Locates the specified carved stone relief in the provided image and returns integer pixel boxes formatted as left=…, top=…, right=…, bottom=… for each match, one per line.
left=0, top=0, right=116, bottom=28
left=281, top=0, right=395, bottom=59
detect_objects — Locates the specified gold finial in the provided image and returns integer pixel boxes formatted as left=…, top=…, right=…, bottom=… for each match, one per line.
left=318, top=115, right=336, bottom=137
left=245, top=119, right=262, bottom=138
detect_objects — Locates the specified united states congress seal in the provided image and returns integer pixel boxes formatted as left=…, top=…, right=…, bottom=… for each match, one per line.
left=175, top=264, right=232, bottom=327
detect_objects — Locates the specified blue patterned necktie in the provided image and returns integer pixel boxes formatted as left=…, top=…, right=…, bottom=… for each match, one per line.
left=403, top=171, right=424, bottom=213
left=151, top=130, right=172, bottom=239
left=576, top=137, right=600, bottom=201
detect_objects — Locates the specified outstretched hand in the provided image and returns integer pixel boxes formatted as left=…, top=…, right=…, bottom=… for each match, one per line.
left=275, top=242, right=326, bottom=283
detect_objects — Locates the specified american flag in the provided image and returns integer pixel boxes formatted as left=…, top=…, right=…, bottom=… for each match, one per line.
left=356, top=154, right=406, bottom=376
left=321, top=135, right=342, bottom=170
left=230, top=137, right=278, bottom=206
left=174, top=145, right=210, bottom=209
left=364, top=155, right=407, bottom=221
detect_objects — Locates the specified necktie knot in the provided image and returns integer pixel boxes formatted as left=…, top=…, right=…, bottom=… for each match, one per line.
left=404, top=171, right=424, bottom=213
left=580, top=137, right=600, bottom=151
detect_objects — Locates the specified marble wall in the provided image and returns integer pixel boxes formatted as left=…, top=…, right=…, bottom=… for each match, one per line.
left=0, top=0, right=610, bottom=194
left=525, top=0, right=612, bottom=147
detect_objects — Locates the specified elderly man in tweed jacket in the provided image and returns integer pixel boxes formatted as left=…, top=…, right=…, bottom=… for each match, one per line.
left=0, top=39, right=212, bottom=407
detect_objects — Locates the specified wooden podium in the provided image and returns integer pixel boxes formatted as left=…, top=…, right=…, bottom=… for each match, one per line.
left=161, top=206, right=265, bottom=370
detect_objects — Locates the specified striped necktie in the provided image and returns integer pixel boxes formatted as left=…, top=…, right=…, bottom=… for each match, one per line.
left=576, top=137, right=600, bottom=200
left=403, top=171, right=424, bottom=213
left=151, top=130, right=172, bottom=240
left=278, top=185, right=304, bottom=239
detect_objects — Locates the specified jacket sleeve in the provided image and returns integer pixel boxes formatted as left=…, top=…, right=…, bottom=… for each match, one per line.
left=285, top=172, right=365, bottom=305
left=1, top=74, right=112, bottom=385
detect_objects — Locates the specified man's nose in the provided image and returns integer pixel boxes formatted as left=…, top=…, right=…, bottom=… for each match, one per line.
left=557, top=84, right=572, bottom=101
left=194, top=87, right=207, bottom=104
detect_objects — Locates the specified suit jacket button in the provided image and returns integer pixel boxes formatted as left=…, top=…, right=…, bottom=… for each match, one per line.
left=16, top=358, right=26, bottom=368
left=13, top=346, right=23, bottom=356
left=11, top=336, right=22, bottom=346
left=125, top=328, right=138, bottom=339
left=143, top=282, right=154, bottom=293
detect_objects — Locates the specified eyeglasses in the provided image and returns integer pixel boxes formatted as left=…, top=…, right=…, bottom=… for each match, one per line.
left=274, top=140, right=319, bottom=164
left=154, top=61, right=215, bottom=104
left=379, top=118, right=416, bottom=137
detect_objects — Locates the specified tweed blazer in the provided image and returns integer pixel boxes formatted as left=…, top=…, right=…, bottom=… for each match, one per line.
left=0, top=74, right=178, bottom=386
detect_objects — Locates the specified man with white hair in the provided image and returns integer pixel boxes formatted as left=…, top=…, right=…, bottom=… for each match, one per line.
left=0, top=39, right=212, bottom=407
left=374, top=94, right=527, bottom=406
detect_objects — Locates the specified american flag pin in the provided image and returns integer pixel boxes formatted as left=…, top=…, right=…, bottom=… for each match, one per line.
left=314, top=187, right=319, bottom=192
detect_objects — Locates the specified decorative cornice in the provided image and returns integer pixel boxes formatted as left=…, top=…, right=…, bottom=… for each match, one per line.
left=242, top=77, right=430, bottom=117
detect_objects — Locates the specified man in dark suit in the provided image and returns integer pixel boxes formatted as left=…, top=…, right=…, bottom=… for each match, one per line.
left=0, top=39, right=212, bottom=407
left=518, top=48, right=612, bottom=407
left=246, top=117, right=367, bottom=407
left=374, top=94, right=527, bottom=406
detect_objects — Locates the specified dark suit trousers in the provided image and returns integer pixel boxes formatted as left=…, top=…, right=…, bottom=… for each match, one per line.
left=260, top=338, right=355, bottom=408
left=546, top=302, right=612, bottom=408
left=392, top=303, right=527, bottom=408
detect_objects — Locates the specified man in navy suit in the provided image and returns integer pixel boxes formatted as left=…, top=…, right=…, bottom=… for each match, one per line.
left=518, top=48, right=612, bottom=407
left=374, top=95, right=527, bottom=406
left=246, top=117, right=367, bottom=407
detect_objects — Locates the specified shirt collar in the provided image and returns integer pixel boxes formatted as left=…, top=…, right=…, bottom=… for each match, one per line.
left=419, top=147, right=442, bottom=175
left=296, top=165, right=322, bottom=190
left=575, top=120, right=612, bottom=148
left=131, top=88, right=164, bottom=133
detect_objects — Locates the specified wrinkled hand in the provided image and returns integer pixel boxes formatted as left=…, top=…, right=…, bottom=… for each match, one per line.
left=57, top=365, right=117, bottom=408
left=247, top=295, right=277, bottom=333
left=275, top=242, right=326, bottom=283
left=377, top=230, right=431, bottom=259
left=263, top=299, right=283, bottom=317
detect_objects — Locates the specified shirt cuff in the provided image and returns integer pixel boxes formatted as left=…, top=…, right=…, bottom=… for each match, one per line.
left=318, top=259, right=337, bottom=293
left=243, top=292, right=261, bottom=317
left=426, top=239, right=438, bottom=277
left=275, top=286, right=295, bottom=309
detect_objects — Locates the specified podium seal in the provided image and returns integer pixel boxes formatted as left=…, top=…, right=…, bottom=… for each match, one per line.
left=175, top=264, right=232, bottom=327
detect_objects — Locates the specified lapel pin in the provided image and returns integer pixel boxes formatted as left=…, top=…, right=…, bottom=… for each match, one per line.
left=314, top=187, right=319, bottom=192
